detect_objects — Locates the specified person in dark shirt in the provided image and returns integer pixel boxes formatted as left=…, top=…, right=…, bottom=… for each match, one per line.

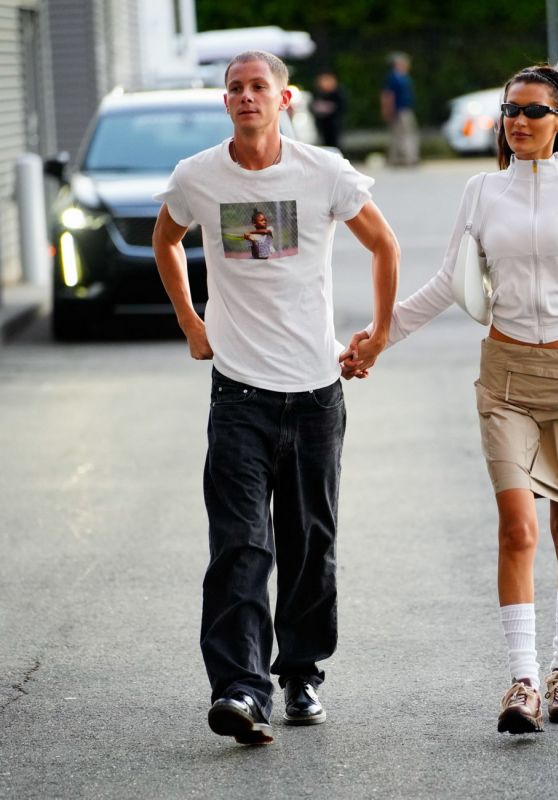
left=311, top=71, right=346, bottom=150
left=381, top=53, right=420, bottom=166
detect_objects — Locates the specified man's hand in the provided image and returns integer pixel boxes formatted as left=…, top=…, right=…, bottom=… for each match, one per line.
left=339, top=344, right=369, bottom=380
left=180, top=314, right=213, bottom=360
left=339, top=328, right=387, bottom=373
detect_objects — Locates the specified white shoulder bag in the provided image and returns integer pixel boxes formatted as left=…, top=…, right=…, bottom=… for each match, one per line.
left=451, top=172, right=492, bottom=325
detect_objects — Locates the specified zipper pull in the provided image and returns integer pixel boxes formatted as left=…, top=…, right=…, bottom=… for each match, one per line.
left=533, top=161, right=538, bottom=173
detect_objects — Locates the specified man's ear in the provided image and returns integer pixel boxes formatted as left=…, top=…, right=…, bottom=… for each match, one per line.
left=223, top=93, right=229, bottom=114
left=279, top=88, right=292, bottom=111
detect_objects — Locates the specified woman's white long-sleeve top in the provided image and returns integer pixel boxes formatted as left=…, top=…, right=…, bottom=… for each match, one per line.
left=382, top=154, right=558, bottom=346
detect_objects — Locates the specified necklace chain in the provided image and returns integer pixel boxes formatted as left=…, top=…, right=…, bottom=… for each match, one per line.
left=231, top=139, right=282, bottom=169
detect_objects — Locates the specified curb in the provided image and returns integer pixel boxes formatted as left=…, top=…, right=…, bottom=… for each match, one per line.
left=0, top=284, right=49, bottom=343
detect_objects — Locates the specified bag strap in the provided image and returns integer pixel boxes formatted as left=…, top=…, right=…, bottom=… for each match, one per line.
left=465, top=172, right=487, bottom=232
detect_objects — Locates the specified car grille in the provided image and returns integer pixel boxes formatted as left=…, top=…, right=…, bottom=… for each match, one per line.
left=113, top=217, right=203, bottom=248
left=113, top=217, right=156, bottom=247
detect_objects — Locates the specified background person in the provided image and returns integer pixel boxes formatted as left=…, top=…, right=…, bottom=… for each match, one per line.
left=311, top=71, right=347, bottom=150
left=344, top=63, right=558, bottom=736
left=380, top=52, right=420, bottom=166
left=153, top=50, right=399, bottom=745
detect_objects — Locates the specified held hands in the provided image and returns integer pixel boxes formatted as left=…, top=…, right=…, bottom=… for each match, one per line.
left=339, top=328, right=387, bottom=380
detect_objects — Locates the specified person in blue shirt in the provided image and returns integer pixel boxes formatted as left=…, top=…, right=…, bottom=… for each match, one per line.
left=381, top=52, right=420, bottom=166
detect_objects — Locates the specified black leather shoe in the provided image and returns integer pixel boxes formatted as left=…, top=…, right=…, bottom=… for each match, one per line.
left=208, top=691, right=273, bottom=744
left=283, top=679, right=326, bottom=725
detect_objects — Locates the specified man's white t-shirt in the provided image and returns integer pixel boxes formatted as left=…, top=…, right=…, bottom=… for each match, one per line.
left=155, top=136, right=373, bottom=392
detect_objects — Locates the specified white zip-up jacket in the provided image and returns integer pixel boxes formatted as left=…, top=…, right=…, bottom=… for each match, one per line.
left=378, top=154, right=558, bottom=346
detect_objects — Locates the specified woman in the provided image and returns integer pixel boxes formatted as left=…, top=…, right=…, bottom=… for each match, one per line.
left=343, top=64, right=558, bottom=734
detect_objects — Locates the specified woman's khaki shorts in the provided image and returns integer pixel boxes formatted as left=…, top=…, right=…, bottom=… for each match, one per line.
left=475, top=337, right=558, bottom=501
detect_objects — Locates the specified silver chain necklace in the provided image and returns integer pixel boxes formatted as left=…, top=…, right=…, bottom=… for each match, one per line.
left=230, top=139, right=282, bottom=169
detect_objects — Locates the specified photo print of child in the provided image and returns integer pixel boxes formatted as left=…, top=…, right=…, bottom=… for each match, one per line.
left=244, top=209, right=274, bottom=259
left=220, top=200, right=298, bottom=260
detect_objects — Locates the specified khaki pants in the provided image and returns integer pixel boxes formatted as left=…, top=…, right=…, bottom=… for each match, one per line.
left=388, top=109, right=420, bottom=166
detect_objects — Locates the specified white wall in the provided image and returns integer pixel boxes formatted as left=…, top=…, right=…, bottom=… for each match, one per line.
left=137, top=0, right=197, bottom=87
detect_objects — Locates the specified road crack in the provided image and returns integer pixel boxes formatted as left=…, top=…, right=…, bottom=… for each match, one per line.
left=0, top=660, right=41, bottom=713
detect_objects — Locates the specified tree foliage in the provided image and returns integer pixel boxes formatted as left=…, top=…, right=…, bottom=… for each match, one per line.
left=197, top=0, right=548, bottom=127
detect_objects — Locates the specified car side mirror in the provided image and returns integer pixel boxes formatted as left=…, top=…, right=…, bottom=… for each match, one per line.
left=44, top=151, right=70, bottom=183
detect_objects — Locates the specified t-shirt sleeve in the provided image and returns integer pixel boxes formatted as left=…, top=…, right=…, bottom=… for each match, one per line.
left=153, top=162, right=194, bottom=228
left=330, top=158, right=375, bottom=222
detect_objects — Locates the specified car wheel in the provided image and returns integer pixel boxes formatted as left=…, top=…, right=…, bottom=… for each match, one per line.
left=51, top=302, right=90, bottom=341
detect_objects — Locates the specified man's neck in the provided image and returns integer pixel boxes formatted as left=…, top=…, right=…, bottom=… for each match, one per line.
left=229, top=131, right=282, bottom=171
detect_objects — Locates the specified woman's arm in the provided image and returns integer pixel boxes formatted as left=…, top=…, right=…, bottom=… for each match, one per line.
left=341, top=175, right=479, bottom=366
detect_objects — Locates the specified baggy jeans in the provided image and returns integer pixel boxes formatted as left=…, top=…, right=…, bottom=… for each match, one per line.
left=201, top=368, right=346, bottom=719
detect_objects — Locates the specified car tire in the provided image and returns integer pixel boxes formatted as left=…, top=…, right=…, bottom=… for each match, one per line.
left=52, top=302, right=90, bottom=341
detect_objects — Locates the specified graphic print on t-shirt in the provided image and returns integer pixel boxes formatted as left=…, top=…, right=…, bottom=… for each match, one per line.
left=220, top=200, right=298, bottom=260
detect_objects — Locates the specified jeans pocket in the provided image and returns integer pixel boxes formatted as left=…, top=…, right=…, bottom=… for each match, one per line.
left=211, top=372, right=257, bottom=406
left=311, top=380, right=344, bottom=410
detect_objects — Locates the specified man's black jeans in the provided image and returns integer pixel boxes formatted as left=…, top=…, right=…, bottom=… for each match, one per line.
left=201, top=368, right=346, bottom=720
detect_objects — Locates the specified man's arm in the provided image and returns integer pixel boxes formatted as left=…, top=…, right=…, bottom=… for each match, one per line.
left=341, top=201, right=400, bottom=373
left=152, top=203, right=213, bottom=359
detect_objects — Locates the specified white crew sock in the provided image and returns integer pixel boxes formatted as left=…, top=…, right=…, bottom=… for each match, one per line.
left=550, top=591, right=558, bottom=672
left=500, top=603, right=539, bottom=690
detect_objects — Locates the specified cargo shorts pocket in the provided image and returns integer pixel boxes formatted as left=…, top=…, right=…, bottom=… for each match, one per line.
left=503, top=363, right=558, bottom=410
left=475, top=380, right=539, bottom=469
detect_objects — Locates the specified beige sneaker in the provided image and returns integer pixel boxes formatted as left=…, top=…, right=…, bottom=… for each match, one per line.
left=544, top=670, right=558, bottom=723
left=497, top=680, right=544, bottom=734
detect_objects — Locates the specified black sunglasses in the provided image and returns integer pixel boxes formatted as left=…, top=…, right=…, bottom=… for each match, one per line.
left=501, top=102, right=558, bottom=119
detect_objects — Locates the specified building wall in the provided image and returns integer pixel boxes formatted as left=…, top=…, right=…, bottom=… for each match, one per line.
left=47, top=0, right=98, bottom=160
left=0, top=0, right=167, bottom=288
left=48, top=0, right=142, bottom=162
left=0, top=0, right=56, bottom=286
left=0, top=0, right=143, bottom=288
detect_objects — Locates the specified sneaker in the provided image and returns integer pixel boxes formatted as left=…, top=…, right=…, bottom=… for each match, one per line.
left=497, top=679, right=544, bottom=734
left=544, top=670, right=558, bottom=723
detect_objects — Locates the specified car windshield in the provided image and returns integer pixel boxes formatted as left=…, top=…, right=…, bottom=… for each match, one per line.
left=81, top=107, right=233, bottom=172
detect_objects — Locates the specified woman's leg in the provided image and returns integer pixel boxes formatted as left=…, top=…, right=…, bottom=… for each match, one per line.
left=549, top=501, right=558, bottom=671
left=497, top=488, right=539, bottom=606
left=550, top=500, right=558, bottom=560
left=544, top=501, right=558, bottom=722
left=496, top=488, right=543, bottom=732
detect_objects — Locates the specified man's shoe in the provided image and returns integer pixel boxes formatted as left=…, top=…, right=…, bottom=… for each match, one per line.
left=283, top=679, right=326, bottom=726
left=497, top=679, right=544, bottom=734
left=544, top=670, right=558, bottom=722
left=208, top=691, right=273, bottom=745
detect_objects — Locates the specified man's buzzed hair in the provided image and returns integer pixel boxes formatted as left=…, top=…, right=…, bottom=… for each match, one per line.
left=224, top=51, right=289, bottom=88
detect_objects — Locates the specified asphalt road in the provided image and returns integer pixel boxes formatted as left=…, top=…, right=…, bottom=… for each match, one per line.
left=2, top=158, right=558, bottom=799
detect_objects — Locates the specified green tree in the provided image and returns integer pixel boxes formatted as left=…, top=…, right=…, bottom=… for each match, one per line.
left=197, top=0, right=547, bottom=128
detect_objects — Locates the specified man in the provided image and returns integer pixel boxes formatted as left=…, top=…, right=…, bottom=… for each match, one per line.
left=381, top=52, right=420, bottom=166
left=311, top=71, right=347, bottom=150
left=153, top=50, right=399, bottom=745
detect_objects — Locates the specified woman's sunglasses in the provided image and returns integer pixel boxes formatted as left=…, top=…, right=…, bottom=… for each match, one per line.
left=501, top=102, right=558, bottom=119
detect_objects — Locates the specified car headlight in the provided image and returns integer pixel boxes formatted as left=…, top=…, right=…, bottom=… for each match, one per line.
left=60, top=205, right=107, bottom=230
left=59, top=231, right=82, bottom=287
